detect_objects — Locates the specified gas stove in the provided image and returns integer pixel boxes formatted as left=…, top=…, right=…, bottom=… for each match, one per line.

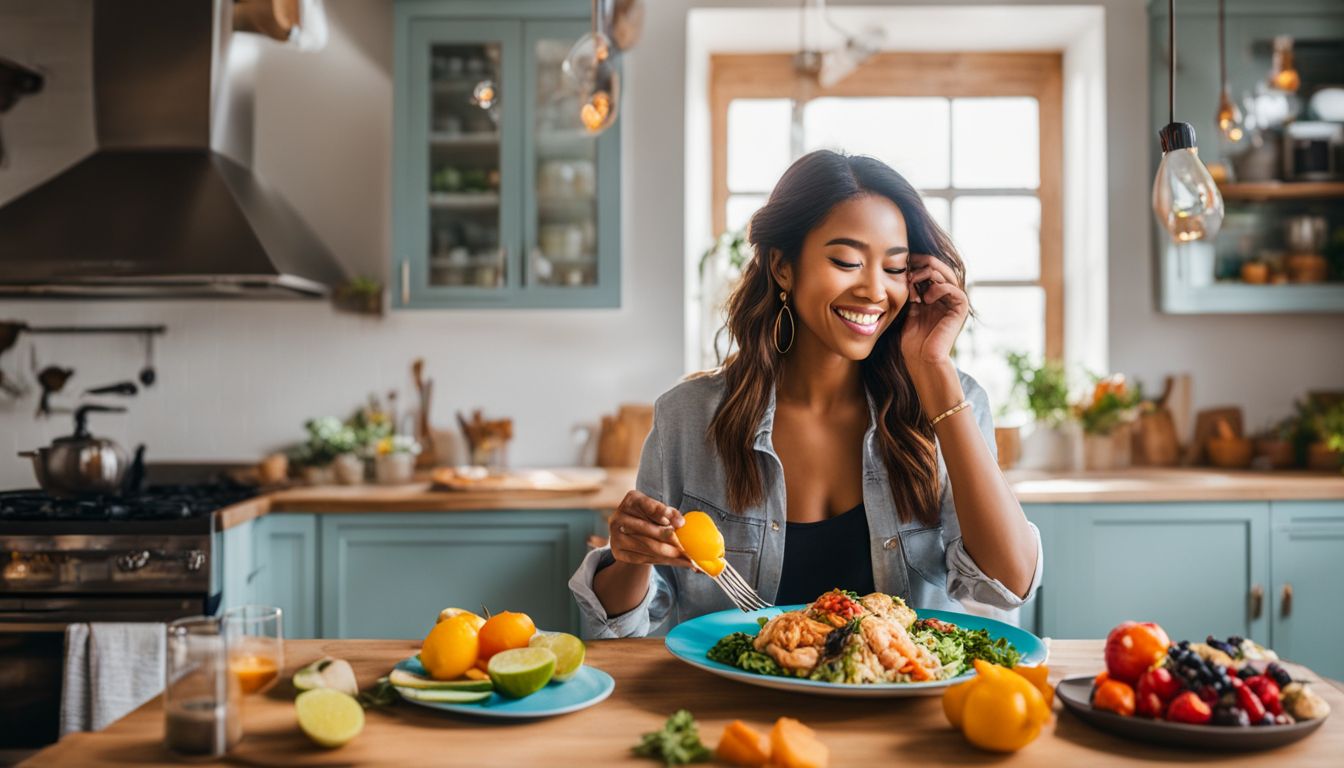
left=0, top=482, right=256, bottom=534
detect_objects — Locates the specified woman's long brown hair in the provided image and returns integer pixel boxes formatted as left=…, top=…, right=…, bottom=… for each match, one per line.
left=708, top=150, right=967, bottom=527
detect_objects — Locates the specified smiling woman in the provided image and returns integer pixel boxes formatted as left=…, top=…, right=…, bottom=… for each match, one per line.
left=569, top=150, right=1042, bottom=639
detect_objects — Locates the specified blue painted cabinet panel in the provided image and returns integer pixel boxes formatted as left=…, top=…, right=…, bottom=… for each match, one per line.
left=319, top=511, right=597, bottom=639
left=1269, top=501, right=1344, bottom=680
left=1038, top=503, right=1270, bottom=643
left=1020, top=505, right=1059, bottom=637
left=219, top=519, right=256, bottom=612
left=252, top=514, right=320, bottom=639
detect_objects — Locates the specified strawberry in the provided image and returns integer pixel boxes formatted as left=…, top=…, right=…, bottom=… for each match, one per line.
left=1166, top=691, right=1213, bottom=725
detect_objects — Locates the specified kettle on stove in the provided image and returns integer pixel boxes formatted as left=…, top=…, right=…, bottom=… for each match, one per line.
left=18, top=405, right=129, bottom=497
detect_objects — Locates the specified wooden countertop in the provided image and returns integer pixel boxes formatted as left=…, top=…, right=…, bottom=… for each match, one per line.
left=210, top=467, right=1344, bottom=531
left=22, top=638, right=1343, bottom=767
left=1006, top=468, right=1344, bottom=504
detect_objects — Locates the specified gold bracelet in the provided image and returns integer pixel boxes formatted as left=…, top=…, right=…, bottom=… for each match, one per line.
left=930, top=400, right=972, bottom=426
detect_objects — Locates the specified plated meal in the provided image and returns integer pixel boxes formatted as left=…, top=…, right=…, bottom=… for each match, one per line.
left=708, top=589, right=1022, bottom=684
left=1056, top=620, right=1332, bottom=750
left=664, top=588, right=1046, bottom=697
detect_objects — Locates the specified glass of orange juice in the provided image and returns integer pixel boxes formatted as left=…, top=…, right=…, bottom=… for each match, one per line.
left=222, top=605, right=284, bottom=696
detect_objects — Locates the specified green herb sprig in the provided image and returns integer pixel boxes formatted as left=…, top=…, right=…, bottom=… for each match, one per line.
left=633, top=710, right=712, bottom=766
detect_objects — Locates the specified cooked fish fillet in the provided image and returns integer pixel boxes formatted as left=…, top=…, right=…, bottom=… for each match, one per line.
left=754, top=612, right=833, bottom=671
left=859, top=615, right=942, bottom=681
left=859, top=592, right=917, bottom=629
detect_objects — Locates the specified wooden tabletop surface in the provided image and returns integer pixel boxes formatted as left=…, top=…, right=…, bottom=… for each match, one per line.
left=22, top=638, right=1344, bottom=767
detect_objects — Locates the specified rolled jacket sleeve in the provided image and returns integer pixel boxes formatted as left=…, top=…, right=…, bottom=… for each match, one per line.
left=568, top=548, right=677, bottom=638
left=945, top=520, right=1043, bottom=609
left=568, top=401, right=678, bottom=638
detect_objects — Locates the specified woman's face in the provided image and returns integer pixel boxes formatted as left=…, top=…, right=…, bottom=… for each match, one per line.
left=773, top=194, right=911, bottom=362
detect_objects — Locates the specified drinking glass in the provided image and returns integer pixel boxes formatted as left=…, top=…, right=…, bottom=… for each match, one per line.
left=222, top=605, right=285, bottom=696
left=164, top=616, right=242, bottom=757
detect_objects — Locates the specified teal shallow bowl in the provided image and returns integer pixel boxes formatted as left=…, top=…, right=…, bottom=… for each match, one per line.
left=664, top=605, right=1048, bottom=698
left=393, top=656, right=614, bottom=718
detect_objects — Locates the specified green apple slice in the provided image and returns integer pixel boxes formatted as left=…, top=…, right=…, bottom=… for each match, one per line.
left=388, top=668, right=493, bottom=692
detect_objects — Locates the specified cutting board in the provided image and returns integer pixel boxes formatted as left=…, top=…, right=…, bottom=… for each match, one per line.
left=429, top=467, right=605, bottom=493
left=1186, top=407, right=1244, bottom=465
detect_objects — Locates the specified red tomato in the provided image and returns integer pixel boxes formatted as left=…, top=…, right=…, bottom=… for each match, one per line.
left=1104, top=622, right=1171, bottom=685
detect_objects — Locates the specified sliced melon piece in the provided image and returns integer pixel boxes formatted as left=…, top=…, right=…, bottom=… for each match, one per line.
left=388, top=668, right=493, bottom=692
left=396, top=686, right=492, bottom=704
left=292, top=657, right=359, bottom=697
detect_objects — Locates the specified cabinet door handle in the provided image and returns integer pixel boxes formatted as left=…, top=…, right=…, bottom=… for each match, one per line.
left=400, top=260, right=410, bottom=305
left=1249, top=584, right=1264, bottom=620
left=1280, top=583, right=1293, bottom=618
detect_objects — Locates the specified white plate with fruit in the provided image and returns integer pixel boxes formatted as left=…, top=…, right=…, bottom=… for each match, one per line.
left=391, top=608, right=614, bottom=719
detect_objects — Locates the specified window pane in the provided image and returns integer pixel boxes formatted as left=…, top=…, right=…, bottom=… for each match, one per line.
left=726, top=194, right=767, bottom=233
left=956, top=286, right=1045, bottom=416
left=922, top=196, right=950, bottom=231
left=803, top=97, right=949, bottom=188
left=951, top=196, right=1040, bottom=282
left=728, top=99, right=793, bottom=192
left=952, top=97, right=1039, bottom=189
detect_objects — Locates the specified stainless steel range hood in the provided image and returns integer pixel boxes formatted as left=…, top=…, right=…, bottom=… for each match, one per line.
left=0, top=0, right=345, bottom=299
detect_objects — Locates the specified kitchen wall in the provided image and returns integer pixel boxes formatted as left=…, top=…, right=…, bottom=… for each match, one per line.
left=0, top=0, right=682, bottom=487
left=2, top=0, right=1342, bottom=489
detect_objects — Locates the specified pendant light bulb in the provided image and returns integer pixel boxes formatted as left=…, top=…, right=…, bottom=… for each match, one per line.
left=1153, top=124, right=1225, bottom=243
left=1269, top=35, right=1300, bottom=92
left=1216, top=87, right=1244, bottom=143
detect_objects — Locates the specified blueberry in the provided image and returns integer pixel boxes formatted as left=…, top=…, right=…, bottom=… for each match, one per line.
left=1266, top=662, right=1292, bottom=687
left=1179, top=640, right=1191, bottom=649
left=1259, top=713, right=1276, bottom=726
left=1228, top=636, right=1245, bottom=646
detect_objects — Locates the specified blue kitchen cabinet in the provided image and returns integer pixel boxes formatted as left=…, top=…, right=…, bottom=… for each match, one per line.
left=1269, top=501, right=1344, bottom=680
left=251, top=514, right=320, bottom=639
left=393, top=1, right=621, bottom=308
left=219, top=519, right=256, bottom=611
left=1036, top=503, right=1270, bottom=644
left=319, top=511, right=598, bottom=639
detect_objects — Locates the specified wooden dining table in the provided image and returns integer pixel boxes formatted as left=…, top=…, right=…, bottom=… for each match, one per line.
left=20, top=638, right=1344, bottom=766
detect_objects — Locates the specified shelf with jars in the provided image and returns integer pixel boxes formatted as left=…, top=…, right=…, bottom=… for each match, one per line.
left=392, top=3, right=620, bottom=309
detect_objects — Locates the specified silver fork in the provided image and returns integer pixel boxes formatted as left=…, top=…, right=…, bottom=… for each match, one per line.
left=676, top=543, right=772, bottom=612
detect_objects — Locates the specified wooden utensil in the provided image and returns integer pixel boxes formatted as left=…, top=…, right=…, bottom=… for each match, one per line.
left=596, top=414, right=629, bottom=468
left=616, top=403, right=653, bottom=468
left=411, top=358, right=436, bottom=469
left=1132, top=376, right=1181, bottom=467
left=1186, top=407, right=1243, bottom=465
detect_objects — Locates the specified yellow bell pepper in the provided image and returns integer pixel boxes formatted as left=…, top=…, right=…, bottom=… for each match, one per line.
left=942, top=660, right=1052, bottom=753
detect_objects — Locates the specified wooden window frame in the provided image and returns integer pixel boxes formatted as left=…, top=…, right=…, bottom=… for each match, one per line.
left=710, top=52, right=1064, bottom=360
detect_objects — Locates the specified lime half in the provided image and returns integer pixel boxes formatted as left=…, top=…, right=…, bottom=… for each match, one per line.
left=295, top=688, right=365, bottom=748
left=528, top=632, right=585, bottom=682
left=487, top=647, right=556, bottom=698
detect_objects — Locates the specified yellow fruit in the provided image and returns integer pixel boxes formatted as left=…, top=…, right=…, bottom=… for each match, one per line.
left=717, top=720, right=769, bottom=767
left=421, top=613, right=482, bottom=680
left=676, top=511, right=724, bottom=562
left=957, top=660, right=1050, bottom=753
left=769, top=717, right=829, bottom=768
left=295, top=689, right=364, bottom=748
left=437, top=607, right=481, bottom=624
left=942, top=676, right=977, bottom=729
left=696, top=557, right=727, bottom=577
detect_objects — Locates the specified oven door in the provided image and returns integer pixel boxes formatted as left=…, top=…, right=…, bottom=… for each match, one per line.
left=0, top=595, right=214, bottom=751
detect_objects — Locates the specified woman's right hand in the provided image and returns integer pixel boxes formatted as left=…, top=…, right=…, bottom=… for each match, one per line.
left=608, top=490, right=689, bottom=567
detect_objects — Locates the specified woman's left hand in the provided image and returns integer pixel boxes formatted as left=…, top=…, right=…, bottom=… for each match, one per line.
left=900, top=253, right=969, bottom=369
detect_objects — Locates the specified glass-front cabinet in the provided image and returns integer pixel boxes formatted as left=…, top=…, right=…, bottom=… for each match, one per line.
left=394, top=5, right=619, bottom=308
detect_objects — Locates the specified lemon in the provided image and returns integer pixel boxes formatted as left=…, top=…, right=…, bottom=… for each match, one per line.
left=295, top=688, right=365, bottom=749
left=487, top=647, right=556, bottom=698
left=421, top=613, right=481, bottom=680
left=528, top=632, right=585, bottom=682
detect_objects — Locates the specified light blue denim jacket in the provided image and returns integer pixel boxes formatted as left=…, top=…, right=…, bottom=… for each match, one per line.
left=568, top=370, right=1042, bottom=639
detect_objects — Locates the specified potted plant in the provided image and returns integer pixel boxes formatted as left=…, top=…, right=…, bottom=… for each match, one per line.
left=374, top=434, right=421, bottom=484
left=1311, top=398, right=1344, bottom=473
left=1005, top=352, right=1078, bottom=471
left=293, top=417, right=359, bottom=485
left=1075, top=375, right=1143, bottom=471
left=698, top=229, right=750, bottom=366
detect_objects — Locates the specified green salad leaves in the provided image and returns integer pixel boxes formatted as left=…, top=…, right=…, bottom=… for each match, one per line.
left=706, top=632, right=787, bottom=677
left=914, top=624, right=1021, bottom=675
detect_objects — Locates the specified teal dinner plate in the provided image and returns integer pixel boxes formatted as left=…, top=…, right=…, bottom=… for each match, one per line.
left=665, top=605, right=1048, bottom=698
left=392, top=656, right=614, bottom=718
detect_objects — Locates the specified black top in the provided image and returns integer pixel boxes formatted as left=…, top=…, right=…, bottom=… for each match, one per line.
left=774, top=503, right=876, bottom=605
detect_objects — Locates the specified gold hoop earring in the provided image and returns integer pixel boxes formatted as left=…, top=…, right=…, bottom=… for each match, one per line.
left=773, top=290, right=795, bottom=355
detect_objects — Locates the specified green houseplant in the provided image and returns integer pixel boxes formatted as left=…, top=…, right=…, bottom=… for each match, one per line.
left=1005, top=352, right=1079, bottom=470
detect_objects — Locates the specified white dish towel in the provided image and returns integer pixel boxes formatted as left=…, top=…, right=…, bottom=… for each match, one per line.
left=60, top=622, right=166, bottom=737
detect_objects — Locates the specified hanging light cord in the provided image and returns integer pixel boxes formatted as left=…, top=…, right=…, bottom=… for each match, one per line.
left=1168, top=0, right=1175, bottom=126
left=1218, top=0, right=1227, bottom=92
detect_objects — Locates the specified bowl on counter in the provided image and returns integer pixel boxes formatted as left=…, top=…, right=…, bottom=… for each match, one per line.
left=1207, top=437, right=1254, bottom=469
left=1253, top=438, right=1296, bottom=470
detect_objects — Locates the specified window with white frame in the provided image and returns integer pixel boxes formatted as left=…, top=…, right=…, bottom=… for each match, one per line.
left=707, top=53, right=1063, bottom=416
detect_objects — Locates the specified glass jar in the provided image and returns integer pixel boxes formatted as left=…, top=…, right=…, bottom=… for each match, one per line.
left=164, top=617, right=242, bottom=757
